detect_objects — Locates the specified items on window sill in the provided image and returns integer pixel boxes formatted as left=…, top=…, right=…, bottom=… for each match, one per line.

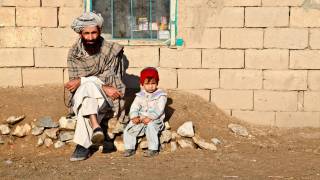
left=158, top=30, right=170, bottom=40
left=159, top=16, right=168, bottom=30
left=138, top=17, right=149, bottom=31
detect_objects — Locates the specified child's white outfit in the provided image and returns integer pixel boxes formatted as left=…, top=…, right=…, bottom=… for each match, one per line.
left=123, top=89, right=167, bottom=150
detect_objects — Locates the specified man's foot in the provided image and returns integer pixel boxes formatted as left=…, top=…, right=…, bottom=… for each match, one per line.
left=112, top=122, right=126, bottom=134
left=91, top=127, right=105, bottom=145
left=70, top=145, right=91, bottom=162
left=123, top=149, right=136, bottom=157
left=143, top=150, right=159, bottom=157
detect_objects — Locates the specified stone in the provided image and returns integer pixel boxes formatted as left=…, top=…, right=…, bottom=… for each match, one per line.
left=37, top=137, right=44, bottom=147
left=0, top=136, right=4, bottom=144
left=139, top=140, right=148, bottom=149
left=228, top=123, right=249, bottom=137
left=107, top=117, right=118, bottom=129
left=44, top=128, right=59, bottom=139
left=164, top=121, right=171, bottom=130
left=170, top=141, right=178, bottom=152
left=54, top=141, right=65, bottom=149
left=31, top=126, right=44, bottom=136
left=192, top=135, right=217, bottom=151
left=211, top=138, right=222, bottom=145
left=114, top=139, right=125, bottom=152
left=171, top=131, right=181, bottom=141
left=177, top=139, right=197, bottom=149
left=0, top=124, right=10, bottom=135
left=44, top=138, right=53, bottom=147
left=6, top=115, right=25, bottom=125
left=177, top=121, right=195, bottom=137
left=58, top=116, right=76, bottom=130
left=59, top=131, right=74, bottom=142
left=107, top=132, right=115, bottom=140
left=4, top=160, right=13, bottom=165
left=12, top=123, right=31, bottom=137
left=160, top=130, right=172, bottom=144
left=36, top=116, right=59, bottom=128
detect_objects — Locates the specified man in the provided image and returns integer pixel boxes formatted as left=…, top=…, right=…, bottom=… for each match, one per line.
left=65, top=12, right=128, bottom=161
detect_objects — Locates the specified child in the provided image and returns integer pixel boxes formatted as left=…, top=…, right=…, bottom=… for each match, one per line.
left=123, top=67, right=167, bottom=157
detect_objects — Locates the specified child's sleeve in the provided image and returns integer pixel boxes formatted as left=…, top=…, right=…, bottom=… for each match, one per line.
left=129, top=97, right=141, bottom=119
left=147, top=95, right=167, bottom=120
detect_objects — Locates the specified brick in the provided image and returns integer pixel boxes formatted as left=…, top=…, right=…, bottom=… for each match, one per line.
left=0, top=0, right=40, bottom=6
left=276, top=112, right=320, bottom=128
left=245, top=49, right=288, bottom=69
left=221, top=28, right=263, bottom=48
left=262, top=0, right=304, bottom=6
left=0, top=7, right=15, bottom=26
left=220, top=69, right=262, bottom=89
left=308, top=70, right=320, bottom=90
left=290, top=50, right=320, bottom=69
left=0, top=27, right=41, bottom=47
left=245, top=7, right=289, bottom=27
left=211, top=89, right=253, bottom=110
left=184, top=90, right=211, bottom=101
left=202, top=49, right=244, bottom=68
left=178, top=69, right=219, bottom=89
left=22, top=68, right=63, bottom=86
left=291, top=8, right=320, bottom=27
left=224, top=0, right=261, bottom=6
left=263, top=70, right=307, bottom=90
left=264, top=28, right=308, bottom=49
left=254, top=91, right=297, bottom=111
left=310, top=29, right=320, bottom=49
left=16, top=7, right=57, bottom=27
left=34, top=48, right=68, bottom=67
left=182, top=28, right=220, bottom=48
left=160, top=48, right=201, bottom=68
left=298, top=91, right=304, bottom=111
left=59, top=7, right=83, bottom=27
left=63, top=68, right=69, bottom=83
left=232, top=111, right=275, bottom=126
left=304, top=92, right=320, bottom=111
left=123, top=68, right=141, bottom=89
left=125, top=47, right=159, bottom=68
left=42, top=0, right=83, bottom=7
left=0, top=48, right=34, bottom=66
left=0, top=68, right=22, bottom=87
left=42, top=28, right=78, bottom=47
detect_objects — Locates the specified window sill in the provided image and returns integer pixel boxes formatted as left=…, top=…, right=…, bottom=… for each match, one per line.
left=102, top=34, right=173, bottom=46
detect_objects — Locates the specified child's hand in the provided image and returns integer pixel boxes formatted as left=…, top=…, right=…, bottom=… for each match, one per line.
left=142, top=118, right=151, bottom=125
left=132, top=117, right=141, bottom=124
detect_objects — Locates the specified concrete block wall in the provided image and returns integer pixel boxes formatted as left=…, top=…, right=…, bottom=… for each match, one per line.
left=1, top=0, right=320, bottom=128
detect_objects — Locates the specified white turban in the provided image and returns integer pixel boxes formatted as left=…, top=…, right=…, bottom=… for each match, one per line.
left=71, top=12, right=104, bottom=33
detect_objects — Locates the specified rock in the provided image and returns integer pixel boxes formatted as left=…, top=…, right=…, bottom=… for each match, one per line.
left=44, top=138, right=53, bottom=147
left=177, top=139, right=197, bottom=149
left=0, top=136, right=4, bottom=144
left=12, top=123, right=31, bottom=137
left=160, top=130, right=172, bottom=144
left=171, top=131, right=181, bottom=141
left=170, top=141, right=178, bottom=152
left=177, top=121, right=195, bottom=137
left=211, top=138, right=222, bottom=145
left=6, top=115, right=25, bottom=125
left=107, top=132, right=115, bottom=140
left=44, top=128, right=59, bottom=139
left=0, top=124, right=10, bottom=135
left=59, top=131, right=74, bottom=142
left=31, top=126, right=44, bottom=136
left=164, top=121, right=171, bottom=130
left=114, top=139, right=125, bottom=152
left=36, top=116, right=59, bottom=128
left=4, top=160, right=13, bottom=165
left=228, top=123, right=249, bottom=137
left=54, top=141, right=65, bottom=149
left=59, top=116, right=76, bottom=130
left=36, top=137, right=44, bottom=147
left=192, top=135, right=217, bottom=151
left=107, top=118, right=118, bottom=129
left=139, top=140, right=148, bottom=149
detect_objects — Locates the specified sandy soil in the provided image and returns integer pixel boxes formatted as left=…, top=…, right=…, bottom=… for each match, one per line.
left=0, top=86, right=320, bottom=179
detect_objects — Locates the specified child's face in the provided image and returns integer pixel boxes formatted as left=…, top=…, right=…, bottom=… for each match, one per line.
left=142, top=78, right=158, bottom=93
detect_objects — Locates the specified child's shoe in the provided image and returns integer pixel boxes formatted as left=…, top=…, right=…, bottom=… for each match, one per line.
left=123, top=149, right=136, bottom=157
left=143, top=150, right=159, bottom=157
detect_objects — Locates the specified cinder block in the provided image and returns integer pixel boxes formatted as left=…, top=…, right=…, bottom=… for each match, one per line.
left=220, top=69, right=262, bottom=89
left=290, top=50, right=320, bottom=69
left=211, top=89, right=253, bottom=110
left=263, top=70, right=307, bottom=90
left=0, top=68, right=22, bottom=87
left=232, top=111, right=275, bottom=126
left=264, top=28, right=308, bottom=49
left=0, top=0, right=40, bottom=6
left=304, top=92, right=320, bottom=111
left=16, top=7, right=57, bottom=27
left=125, top=47, right=159, bottom=68
left=245, top=7, right=289, bottom=27
left=178, top=69, right=219, bottom=89
left=291, top=8, right=320, bottom=27
left=310, top=29, right=320, bottom=49
left=0, top=48, right=34, bottom=67
left=34, top=48, right=68, bottom=67
left=184, top=90, right=210, bottom=101
left=202, top=49, right=244, bottom=68
left=42, top=28, right=78, bottom=47
left=160, top=48, right=201, bottom=68
left=245, top=49, right=288, bottom=69
left=63, top=68, right=69, bottom=83
left=221, top=28, right=263, bottom=48
left=308, top=70, right=320, bottom=90
left=224, top=0, right=261, bottom=6
left=262, top=0, right=304, bottom=6
left=42, top=0, right=83, bottom=7
left=123, top=68, right=141, bottom=89
left=0, top=27, right=41, bottom=47
left=0, top=7, right=15, bottom=26
left=22, top=68, right=63, bottom=86
left=276, top=112, right=320, bottom=128
left=254, top=90, right=297, bottom=111
left=59, top=7, right=83, bottom=27
left=181, top=28, right=220, bottom=48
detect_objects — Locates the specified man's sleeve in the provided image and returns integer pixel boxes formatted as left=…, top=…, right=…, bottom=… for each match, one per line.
left=67, top=48, right=80, bottom=80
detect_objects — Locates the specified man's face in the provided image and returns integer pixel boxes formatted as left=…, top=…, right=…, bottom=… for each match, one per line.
left=80, top=26, right=100, bottom=45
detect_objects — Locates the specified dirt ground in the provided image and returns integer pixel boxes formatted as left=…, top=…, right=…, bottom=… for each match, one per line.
left=0, top=86, right=320, bottom=179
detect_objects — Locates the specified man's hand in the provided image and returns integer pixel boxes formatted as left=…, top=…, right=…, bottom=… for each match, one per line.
left=102, top=85, right=123, bottom=100
left=65, top=78, right=81, bottom=92
left=142, top=118, right=151, bottom=125
left=131, top=117, right=141, bottom=124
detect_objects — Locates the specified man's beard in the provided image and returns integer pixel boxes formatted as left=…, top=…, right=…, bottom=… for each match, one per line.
left=82, top=38, right=99, bottom=47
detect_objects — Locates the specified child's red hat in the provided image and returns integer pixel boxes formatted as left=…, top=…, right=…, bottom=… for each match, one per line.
left=140, top=67, right=159, bottom=85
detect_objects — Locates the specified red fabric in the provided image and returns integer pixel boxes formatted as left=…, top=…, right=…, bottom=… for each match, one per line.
left=140, top=67, right=159, bottom=85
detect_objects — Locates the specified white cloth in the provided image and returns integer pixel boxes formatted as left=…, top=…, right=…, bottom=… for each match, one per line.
left=71, top=12, right=104, bottom=33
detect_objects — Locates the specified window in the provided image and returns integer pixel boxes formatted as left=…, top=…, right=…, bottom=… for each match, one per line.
left=86, top=0, right=177, bottom=45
